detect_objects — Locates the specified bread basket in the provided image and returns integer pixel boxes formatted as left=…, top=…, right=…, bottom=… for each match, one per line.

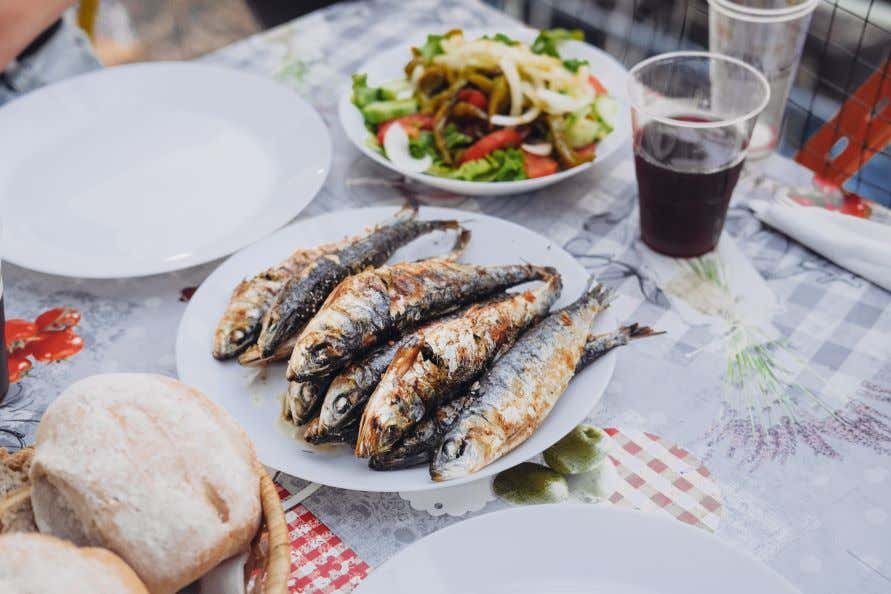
left=0, top=448, right=290, bottom=594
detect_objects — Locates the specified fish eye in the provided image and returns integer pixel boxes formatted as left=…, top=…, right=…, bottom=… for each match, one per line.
left=333, top=396, right=349, bottom=413
left=442, top=437, right=465, bottom=459
left=381, top=425, right=400, bottom=445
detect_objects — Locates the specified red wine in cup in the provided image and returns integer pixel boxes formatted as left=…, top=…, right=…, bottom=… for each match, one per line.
left=634, top=115, right=745, bottom=257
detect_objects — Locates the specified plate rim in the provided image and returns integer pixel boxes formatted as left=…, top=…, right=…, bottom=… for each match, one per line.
left=0, top=61, right=332, bottom=279
left=337, top=26, right=631, bottom=196
left=355, top=504, right=802, bottom=594
left=175, top=205, right=616, bottom=492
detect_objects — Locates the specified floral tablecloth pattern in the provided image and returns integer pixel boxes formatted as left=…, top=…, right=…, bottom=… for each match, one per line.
left=1, top=2, right=889, bottom=593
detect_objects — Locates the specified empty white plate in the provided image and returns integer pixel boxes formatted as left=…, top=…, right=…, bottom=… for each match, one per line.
left=0, top=63, right=331, bottom=278
left=355, top=505, right=800, bottom=594
left=176, top=206, right=616, bottom=492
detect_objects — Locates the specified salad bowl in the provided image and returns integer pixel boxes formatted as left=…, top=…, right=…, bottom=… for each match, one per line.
left=338, top=27, right=631, bottom=196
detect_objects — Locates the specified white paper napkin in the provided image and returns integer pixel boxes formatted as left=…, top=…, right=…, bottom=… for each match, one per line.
left=751, top=198, right=891, bottom=292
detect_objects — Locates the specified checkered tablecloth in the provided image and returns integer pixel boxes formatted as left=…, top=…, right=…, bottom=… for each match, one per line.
left=1, top=2, right=889, bottom=593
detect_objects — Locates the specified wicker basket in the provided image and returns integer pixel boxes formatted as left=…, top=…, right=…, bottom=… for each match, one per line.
left=0, top=448, right=290, bottom=594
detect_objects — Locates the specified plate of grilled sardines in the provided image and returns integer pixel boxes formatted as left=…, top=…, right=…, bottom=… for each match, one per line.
left=176, top=205, right=642, bottom=492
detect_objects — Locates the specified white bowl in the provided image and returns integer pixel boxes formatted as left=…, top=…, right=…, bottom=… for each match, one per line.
left=338, top=27, right=631, bottom=196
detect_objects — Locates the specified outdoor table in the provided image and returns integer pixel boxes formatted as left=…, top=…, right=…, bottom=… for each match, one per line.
left=1, top=1, right=888, bottom=593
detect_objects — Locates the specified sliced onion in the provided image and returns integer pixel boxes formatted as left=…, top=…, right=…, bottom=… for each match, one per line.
left=383, top=123, right=432, bottom=174
left=521, top=142, right=553, bottom=156
left=536, top=88, right=593, bottom=114
left=410, top=64, right=425, bottom=86
left=499, top=57, right=523, bottom=117
left=490, top=105, right=541, bottom=127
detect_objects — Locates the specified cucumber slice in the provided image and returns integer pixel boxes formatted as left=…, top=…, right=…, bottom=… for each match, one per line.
left=594, top=96, right=619, bottom=130
left=361, top=99, right=419, bottom=125
left=380, top=79, right=414, bottom=101
left=565, top=114, right=606, bottom=148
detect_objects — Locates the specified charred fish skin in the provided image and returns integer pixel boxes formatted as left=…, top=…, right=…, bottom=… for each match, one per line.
left=368, top=394, right=471, bottom=471
left=316, top=303, right=496, bottom=437
left=213, top=207, right=418, bottom=361
left=371, top=323, right=662, bottom=471
left=213, top=247, right=333, bottom=360
left=577, top=323, right=664, bottom=371
left=304, top=416, right=359, bottom=446
left=283, top=376, right=333, bottom=426
left=257, top=217, right=466, bottom=358
left=430, top=283, right=614, bottom=481
left=288, top=262, right=556, bottom=382
left=355, top=273, right=562, bottom=458
left=316, top=339, right=405, bottom=436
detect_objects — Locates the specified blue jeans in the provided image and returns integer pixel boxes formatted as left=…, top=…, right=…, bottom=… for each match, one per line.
left=0, top=19, right=101, bottom=107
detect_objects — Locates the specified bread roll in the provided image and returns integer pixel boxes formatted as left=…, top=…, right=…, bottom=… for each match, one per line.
left=0, top=532, right=149, bottom=593
left=29, top=373, right=262, bottom=594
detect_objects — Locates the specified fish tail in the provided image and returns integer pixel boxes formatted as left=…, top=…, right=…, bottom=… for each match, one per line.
left=392, top=203, right=419, bottom=222
left=584, top=281, right=616, bottom=308
left=443, top=226, right=472, bottom=261
left=368, top=448, right=432, bottom=471
left=624, top=323, right=665, bottom=341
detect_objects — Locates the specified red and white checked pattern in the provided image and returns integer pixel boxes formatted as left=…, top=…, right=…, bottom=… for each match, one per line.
left=604, top=427, right=723, bottom=532
left=272, top=427, right=721, bottom=593
left=275, top=482, right=369, bottom=594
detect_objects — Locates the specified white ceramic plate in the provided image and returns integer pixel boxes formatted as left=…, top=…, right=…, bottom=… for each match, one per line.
left=0, top=63, right=331, bottom=278
left=356, top=505, right=801, bottom=594
left=176, top=206, right=616, bottom=492
left=338, top=27, right=631, bottom=196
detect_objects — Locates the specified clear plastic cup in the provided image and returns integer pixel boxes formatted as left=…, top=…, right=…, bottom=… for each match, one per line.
left=627, top=52, right=770, bottom=257
left=708, top=0, right=819, bottom=159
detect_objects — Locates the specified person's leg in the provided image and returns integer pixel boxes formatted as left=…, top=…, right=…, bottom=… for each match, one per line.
left=0, top=18, right=101, bottom=106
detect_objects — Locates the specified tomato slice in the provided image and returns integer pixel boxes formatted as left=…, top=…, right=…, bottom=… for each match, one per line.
left=522, top=152, right=559, bottom=178
left=376, top=114, right=434, bottom=145
left=457, top=88, right=488, bottom=110
left=459, top=128, right=524, bottom=164
left=575, top=143, right=597, bottom=162
left=587, top=74, right=607, bottom=96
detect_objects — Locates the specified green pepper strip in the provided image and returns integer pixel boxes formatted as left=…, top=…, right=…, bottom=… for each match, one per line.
left=547, top=115, right=580, bottom=169
left=433, top=78, right=468, bottom=165
left=488, top=76, right=509, bottom=118
left=466, top=72, right=495, bottom=93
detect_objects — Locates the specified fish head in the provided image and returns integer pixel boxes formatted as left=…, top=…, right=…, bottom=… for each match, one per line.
left=318, top=377, right=362, bottom=431
left=429, top=426, right=489, bottom=481
left=286, top=380, right=325, bottom=424
left=289, top=334, right=350, bottom=380
left=359, top=393, right=426, bottom=457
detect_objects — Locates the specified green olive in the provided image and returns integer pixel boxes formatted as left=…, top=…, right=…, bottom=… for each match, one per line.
left=543, top=424, right=609, bottom=475
left=493, top=462, right=569, bottom=505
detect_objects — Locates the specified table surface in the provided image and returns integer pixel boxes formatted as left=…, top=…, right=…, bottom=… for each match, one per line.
left=2, top=1, right=889, bottom=592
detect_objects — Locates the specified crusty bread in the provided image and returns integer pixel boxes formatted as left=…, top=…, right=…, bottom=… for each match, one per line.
left=29, top=373, right=262, bottom=594
left=0, top=532, right=149, bottom=593
left=0, top=448, right=36, bottom=533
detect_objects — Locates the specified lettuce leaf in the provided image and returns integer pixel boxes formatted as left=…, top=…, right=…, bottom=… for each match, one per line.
left=482, top=32, right=519, bottom=46
left=443, top=124, right=472, bottom=150
left=562, top=58, right=589, bottom=73
left=430, top=148, right=527, bottom=182
left=352, top=73, right=380, bottom=108
left=531, top=29, right=584, bottom=57
left=419, top=34, right=445, bottom=61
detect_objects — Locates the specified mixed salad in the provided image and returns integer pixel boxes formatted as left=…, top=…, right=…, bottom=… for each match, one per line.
left=351, top=28, right=618, bottom=182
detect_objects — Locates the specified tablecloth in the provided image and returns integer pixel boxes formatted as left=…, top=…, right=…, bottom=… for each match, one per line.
left=1, top=1, right=889, bottom=592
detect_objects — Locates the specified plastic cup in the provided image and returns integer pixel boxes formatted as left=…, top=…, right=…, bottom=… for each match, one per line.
left=708, top=0, right=819, bottom=159
left=627, top=52, right=770, bottom=257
